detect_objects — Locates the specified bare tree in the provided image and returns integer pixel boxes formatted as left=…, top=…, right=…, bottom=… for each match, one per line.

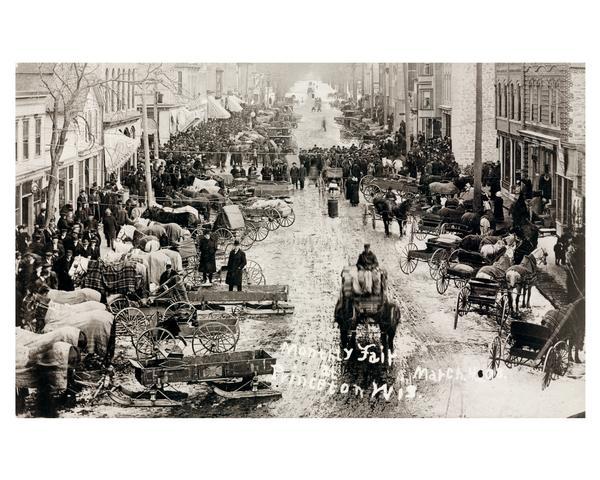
left=36, top=63, right=169, bottom=226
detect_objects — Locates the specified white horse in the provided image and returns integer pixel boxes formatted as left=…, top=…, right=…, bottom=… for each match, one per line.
left=48, top=288, right=102, bottom=304
left=505, top=247, right=548, bottom=313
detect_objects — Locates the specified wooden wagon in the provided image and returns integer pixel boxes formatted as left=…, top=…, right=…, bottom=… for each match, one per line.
left=453, top=277, right=509, bottom=330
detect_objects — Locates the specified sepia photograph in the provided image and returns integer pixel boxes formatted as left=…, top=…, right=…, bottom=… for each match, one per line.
left=14, top=61, right=585, bottom=418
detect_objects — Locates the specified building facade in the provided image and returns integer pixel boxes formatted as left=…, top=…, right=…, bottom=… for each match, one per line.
left=495, top=63, right=585, bottom=235
left=16, top=64, right=105, bottom=231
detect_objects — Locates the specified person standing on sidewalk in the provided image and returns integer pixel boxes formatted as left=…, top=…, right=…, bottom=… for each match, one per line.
left=226, top=240, right=246, bottom=292
left=290, top=163, right=300, bottom=189
left=198, top=231, right=217, bottom=285
left=102, top=208, right=118, bottom=251
left=298, top=162, right=306, bottom=190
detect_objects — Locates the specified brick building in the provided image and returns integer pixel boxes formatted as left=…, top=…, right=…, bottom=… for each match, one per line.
left=495, top=63, right=585, bottom=235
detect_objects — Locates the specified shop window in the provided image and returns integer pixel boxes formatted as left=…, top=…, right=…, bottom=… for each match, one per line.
left=22, top=118, right=29, bottom=160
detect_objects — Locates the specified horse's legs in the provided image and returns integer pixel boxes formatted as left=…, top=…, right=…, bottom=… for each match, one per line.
left=526, top=284, right=532, bottom=309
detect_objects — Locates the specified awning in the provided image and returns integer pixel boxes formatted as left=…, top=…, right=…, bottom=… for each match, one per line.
left=225, top=95, right=243, bottom=113
left=518, top=129, right=560, bottom=148
left=104, top=131, right=140, bottom=173
left=208, top=96, right=231, bottom=119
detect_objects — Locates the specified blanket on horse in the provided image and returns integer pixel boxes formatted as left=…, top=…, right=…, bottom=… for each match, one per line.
left=476, top=255, right=512, bottom=281
left=83, top=260, right=139, bottom=296
left=48, top=288, right=101, bottom=304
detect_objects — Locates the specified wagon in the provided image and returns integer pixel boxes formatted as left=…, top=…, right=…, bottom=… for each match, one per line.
left=453, top=277, right=509, bottom=330
left=319, top=167, right=344, bottom=195
left=200, top=204, right=257, bottom=251
left=360, top=175, right=420, bottom=203
left=108, top=349, right=280, bottom=406
left=411, top=212, right=443, bottom=240
left=487, top=298, right=582, bottom=389
left=435, top=249, right=494, bottom=295
left=398, top=233, right=463, bottom=279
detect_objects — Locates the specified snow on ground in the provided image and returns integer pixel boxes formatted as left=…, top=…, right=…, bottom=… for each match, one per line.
left=61, top=82, right=584, bottom=418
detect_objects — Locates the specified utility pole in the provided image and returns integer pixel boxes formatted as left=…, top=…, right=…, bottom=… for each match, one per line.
left=403, top=63, right=410, bottom=155
left=153, top=83, right=160, bottom=162
left=140, top=84, right=155, bottom=206
left=351, top=63, right=357, bottom=102
left=371, top=63, right=375, bottom=120
left=362, top=63, right=366, bottom=104
left=473, top=63, right=483, bottom=213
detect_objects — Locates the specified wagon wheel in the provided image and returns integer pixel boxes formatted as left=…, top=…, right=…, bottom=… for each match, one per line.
left=246, top=220, right=269, bottom=242
left=135, top=327, right=177, bottom=361
left=399, top=242, right=418, bottom=274
left=185, top=256, right=205, bottom=288
left=551, top=340, right=570, bottom=377
left=542, top=345, right=558, bottom=390
left=108, top=296, right=131, bottom=315
left=436, top=265, right=450, bottom=295
left=504, top=334, right=515, bottom=368
left=454, top=285, right=471, bottom=329
left=495, top=294, right=509, bottom=330
left=359, top=175, right=374, bottom=193
left=243, top=260, right=266, bottom=286
left=213, top=228, right=234, bottom=248
left=239, top=226, right=256, bottom=250
left=264, top=208, right=281, bottom=231
left=114, top=307, right=148, bottom=341
left=429, top=248, right=450, bottom=280
left=488, top=336, right=502, bottom=379
left=161, top=301, right=196, bottom=324
left=413, top=218, right=427, bottom=241
left=278, top=209, right=296, bottom=227
left=192, top=321, right=238, bottom=355
left=363, top=184, right=381, bottom=203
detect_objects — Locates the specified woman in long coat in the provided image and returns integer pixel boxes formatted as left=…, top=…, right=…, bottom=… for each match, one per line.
left=198, top=232, right=217, bottom=284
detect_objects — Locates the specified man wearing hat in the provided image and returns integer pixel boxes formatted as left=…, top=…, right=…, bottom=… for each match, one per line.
left=40, top=262, right=58, bottom=289
left=199, top=231, right=217, bottom=286
left=88, top=238, right=100, bottom=260
left=356, top=244, right=380, bottom=295
left=226, top=240, right=247, bottom=292
left=54, top=250, right=74, bottom=291
left=88, top=185, right=100, bottom=221
left=290, top=162, right=300, bottom=189
left=158, top=259, right=178, bottom=293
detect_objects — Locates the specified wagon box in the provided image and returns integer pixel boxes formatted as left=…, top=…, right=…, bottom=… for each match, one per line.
left=131, top=349, right=276, bottom=386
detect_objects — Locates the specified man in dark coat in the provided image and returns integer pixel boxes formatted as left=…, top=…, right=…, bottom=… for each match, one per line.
left=198, top=231, right=217, bottom=285
left=347, top=176, right=360, bottom=206
left=54, top=250, right=74, bottom=291
left=493, top=191, right=504, bottom=223
left=103, top=208, right=119, bottom=251
left=226, top=240, right=247, bottom=292
left=289, top=163, right=300, bottom=189
left=298, top=163, right=306, bottom=190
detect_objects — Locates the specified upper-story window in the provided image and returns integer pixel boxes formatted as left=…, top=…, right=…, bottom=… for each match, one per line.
left=510, top=83, right=515, bottom=119
left=420, top=89, right=433, bottom=109
left=503, top=84, right=507, bottom=117
left=496, top=83, right=501, bottom=116
left=516, top=84, right=521, bottom=121
left=537, top=85, right=543, bottom=123
left=530, top=83, right=536, bottom=122
left=421, top=64, right=432, bottom=75
left=15, top=121, right=18, bottom=162
left=22, top=118, right=29, bottom=160
left=35, top=116, right=41, bottom=156
left=177, top=71, right=183, bottom=95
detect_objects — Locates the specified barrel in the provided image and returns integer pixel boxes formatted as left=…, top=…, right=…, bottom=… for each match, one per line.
left=328, top=199, right=339, bottom=218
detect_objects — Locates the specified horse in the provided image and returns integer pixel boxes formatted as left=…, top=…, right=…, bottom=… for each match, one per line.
left=505, top=247, right=548, bottom=314
left=476, top=254, right=513, bottom=282
left=391, top=198, right=413, bottom=237
left=541, top=296, right=585, bottom=363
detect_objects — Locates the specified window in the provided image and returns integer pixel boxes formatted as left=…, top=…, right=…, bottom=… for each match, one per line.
left=420, top=89, right=433, bottom=110
left=177, top=71, right=183, bottom=95
left=537, top=85, right=542, bottom=123
left=15, top=184, right=21, bottom=225
left=553, top=85, right=559, bottom=125
left=15, top=121, right=18, bottom=162
left=517, top=84, right=521, bottom=120
left=549, top=84, right=554, bottom=125
left=22, top=118, right=29, bottom=160
left=111, top=68, right=116, bottom=112
left=104, top=68, right=109, bottom=113
left=421, top=64, right=432, bottom=75
left=79, top=159, right=85, bottom=193
left=530, top=83, right=536, bottom=122
left=503, top=84, right=507, bottom=117
left=127, top=70, right=131, bottom=109
left=510, top=84, right=515, bottom=119
left=497, top=83, right=502, bottom=116
left=117, top=68, right=122, bottom=110
left=35, top=117, right=41, bottom=156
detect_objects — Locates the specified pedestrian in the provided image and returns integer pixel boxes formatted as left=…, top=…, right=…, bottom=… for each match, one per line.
left=554, top=237, right=565, bottom=266
left=53, top=250, right=74, bottom=291
left=493, top=191, right=504, bottom=223
left=510, top=191, right=529, bottom=229
left=103, top=208, right=118, bottom=251
left=348, top=176, right=360, bottom=206
left=198, top=231, right=217, bottom=285
left=290, top=162, right=300, bottom=189
left=225, top=240, right=247, bottom=292
left=298, top=162, right=306, bottom=190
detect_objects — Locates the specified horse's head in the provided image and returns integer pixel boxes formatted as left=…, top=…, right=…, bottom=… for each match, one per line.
left=506, top=269, right=520, bottom=288
left=69, top=255, right=89, bottom=279
left=530, top=247, right=548, bottom=266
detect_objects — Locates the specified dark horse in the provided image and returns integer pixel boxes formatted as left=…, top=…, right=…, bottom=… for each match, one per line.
left=541, top=297, right=585, bottom=363
left=373, top=196, right=413, bottom=237
left=334, top=295, right=401, bottom=358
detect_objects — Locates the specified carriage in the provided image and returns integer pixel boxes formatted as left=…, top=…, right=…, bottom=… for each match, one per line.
left=453, top=277, right=510, bottom=330
left=359, top=174, right=420, bottom=203
left=318, top=166, right=344, bottom=194
left=487, top=298, right=583, bottom=389
left=334, top=267, right=399, bottom=358
left=193, top=204, right=258, bottom=252
left=398, top=232, right=464, bottom=279
left=434, top=249, right=496, bottom=295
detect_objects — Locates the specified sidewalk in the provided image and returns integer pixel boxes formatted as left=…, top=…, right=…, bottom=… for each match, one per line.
left=535, top=235, right=570, bottom=309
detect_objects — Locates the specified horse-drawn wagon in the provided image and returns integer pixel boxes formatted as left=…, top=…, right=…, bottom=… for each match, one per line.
left=359, top=174, right=419, bottom=203
left=398, top=232, right=464, bottom=279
